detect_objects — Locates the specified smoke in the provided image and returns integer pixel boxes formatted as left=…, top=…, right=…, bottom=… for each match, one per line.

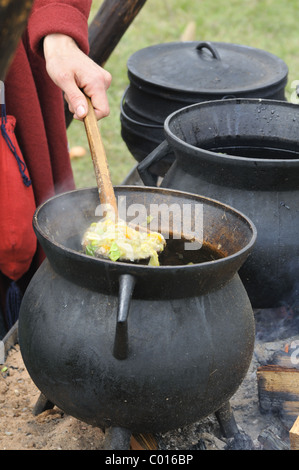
left=255, top=305, right=299, bottom=342
left=255, top=254, right=299, bottom=342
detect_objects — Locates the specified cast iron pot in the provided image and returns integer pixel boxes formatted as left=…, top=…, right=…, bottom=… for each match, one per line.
left=18, top=186, right=256, bottom=435
left=121, top=41, right=288, bottom=175
left=138, top=99, right=299, bottom=308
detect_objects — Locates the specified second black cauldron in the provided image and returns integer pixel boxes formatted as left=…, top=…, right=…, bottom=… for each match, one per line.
left=138, top=99, right=299, bottom=308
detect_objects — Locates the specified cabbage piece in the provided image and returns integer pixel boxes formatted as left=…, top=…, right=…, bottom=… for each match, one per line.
left=82, top=216, right=165, bottom=265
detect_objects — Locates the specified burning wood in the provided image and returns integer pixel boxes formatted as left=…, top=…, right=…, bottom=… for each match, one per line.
left=290, top=416, right=299, bottom=450
left=257, top=339, right=299, bottom=428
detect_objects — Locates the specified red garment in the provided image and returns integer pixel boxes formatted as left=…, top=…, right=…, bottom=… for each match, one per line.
left=1, top=1, right=92, bottom=318
left=5, top=0, right=91, bottom=207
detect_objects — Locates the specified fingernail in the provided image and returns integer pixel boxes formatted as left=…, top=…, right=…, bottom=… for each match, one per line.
left=76, top=105, right=86, bottom=118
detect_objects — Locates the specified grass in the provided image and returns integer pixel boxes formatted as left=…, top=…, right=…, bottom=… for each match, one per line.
left=68, top=0, right=299, bottom=188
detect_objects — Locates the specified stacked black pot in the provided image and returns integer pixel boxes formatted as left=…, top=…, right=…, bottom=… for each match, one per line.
left=121, top=41, right=288, bottom=177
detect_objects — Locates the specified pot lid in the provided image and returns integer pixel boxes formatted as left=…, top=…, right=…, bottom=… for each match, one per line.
left=127, top=41, right=288, bottom=96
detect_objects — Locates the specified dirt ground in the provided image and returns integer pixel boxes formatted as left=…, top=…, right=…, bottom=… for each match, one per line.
left=0, top=343, right=107, bottom=450
left=0, top=329, right=296, bottom=451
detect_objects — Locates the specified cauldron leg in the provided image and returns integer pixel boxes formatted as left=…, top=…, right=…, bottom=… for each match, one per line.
left=215, top=401, right=255, bottom=450
left=104, top=426, right=132, bottom=450
left=33, top=392, right=55, bottom=416
left=215, top=401, right=238, bottom=438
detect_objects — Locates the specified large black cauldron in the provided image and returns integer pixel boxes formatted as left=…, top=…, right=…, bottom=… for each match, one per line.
left=138, top=99, right=299, bottom=308
left=18, top=186, right=256, bottom=441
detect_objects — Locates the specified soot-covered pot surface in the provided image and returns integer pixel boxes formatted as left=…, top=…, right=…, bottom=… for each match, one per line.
left=19, top=186, right=256, bottom=434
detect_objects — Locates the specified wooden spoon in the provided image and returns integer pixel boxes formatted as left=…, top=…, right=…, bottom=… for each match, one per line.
left=82, top=95, right=166, bottom=264
left=83, top=95, right=118, bottom=216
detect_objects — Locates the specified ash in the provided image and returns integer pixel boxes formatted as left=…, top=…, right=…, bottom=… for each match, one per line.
left=155, top=307, right=299, bottom=451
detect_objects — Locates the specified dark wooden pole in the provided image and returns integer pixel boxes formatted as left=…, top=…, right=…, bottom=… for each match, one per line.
left=65, top=0, right=147, bottom=127
left=88, top=0, right=147, bottom=66
left=0, top=0, right=34, bottom=81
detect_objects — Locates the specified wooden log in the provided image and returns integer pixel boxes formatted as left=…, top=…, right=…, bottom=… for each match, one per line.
left=130, top=433, right=158, bottom=450
left=0, top=0, right=34, bottom=81
left=290, top=416, right=299, bottom=450
left=88, top=0, right=147, bottom=68
left=65, top=0, right=147, bottom=127
left=257, top=340, right=299, bottom=427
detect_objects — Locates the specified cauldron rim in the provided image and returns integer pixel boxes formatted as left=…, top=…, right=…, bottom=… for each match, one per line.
left=33, top=186, right=257, bottom=274
left=164, top=98, right=299, bottom=167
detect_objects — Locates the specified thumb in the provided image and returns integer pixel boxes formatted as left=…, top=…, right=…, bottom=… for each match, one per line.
left=74, top=102, right=87, bottom=119
left=63, top=82, right=88, bottom=119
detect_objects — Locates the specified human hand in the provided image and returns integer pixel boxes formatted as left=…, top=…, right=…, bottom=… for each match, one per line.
left=43, top=33, right=112, bottom=120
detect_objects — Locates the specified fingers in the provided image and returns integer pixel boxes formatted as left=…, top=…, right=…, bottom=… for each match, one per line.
left=63, top=81, right=88, bottom=119
left=65, top=67, right=112, bottom=121
left=43, top=35, right=112, bottom=121
left=81, top=68, right=112, bottom=120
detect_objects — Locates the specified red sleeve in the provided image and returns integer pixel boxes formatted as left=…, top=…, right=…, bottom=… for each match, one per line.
left=27, top=0, right=92, bottom=56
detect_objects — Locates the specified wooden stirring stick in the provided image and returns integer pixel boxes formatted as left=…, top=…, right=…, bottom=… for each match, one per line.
left=82, top=95, right=160, bottom=238
left=83, top=95, right=118, bottom=216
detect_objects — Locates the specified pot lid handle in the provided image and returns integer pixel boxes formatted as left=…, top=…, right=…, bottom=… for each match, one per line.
left=196, top=41, right=221, bottom=60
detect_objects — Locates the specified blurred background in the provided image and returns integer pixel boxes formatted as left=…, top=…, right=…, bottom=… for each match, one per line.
left=68, top=0, right=299, bottom=188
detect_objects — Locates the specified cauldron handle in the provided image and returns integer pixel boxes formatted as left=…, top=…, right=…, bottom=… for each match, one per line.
left=113, top=273, right=136, bottom=360
left=137, top=140, right=172, bottom=186
left=196, top=41, right=221, bottom=61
